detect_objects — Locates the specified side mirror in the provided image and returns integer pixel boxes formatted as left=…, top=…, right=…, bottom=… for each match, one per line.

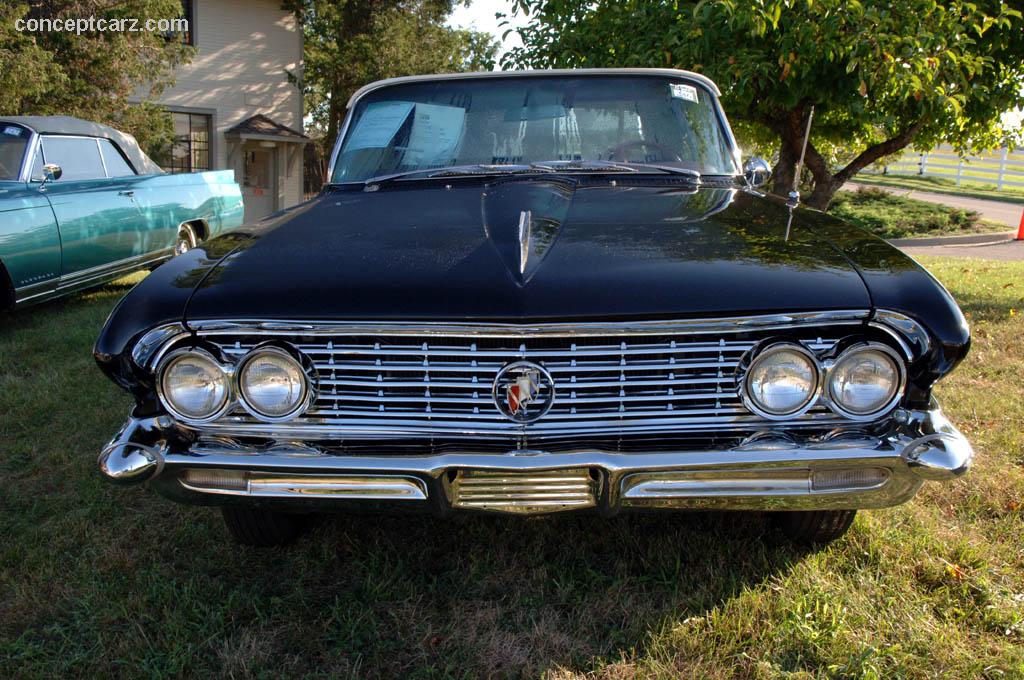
left=743, top=157, right=771, bottom=188
left=43, top=163, right=62, bottom=182
left=40, top=163, right=62, bottom=189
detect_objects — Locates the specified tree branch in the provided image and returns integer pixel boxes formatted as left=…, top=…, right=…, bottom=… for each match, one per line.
left=833, top=120, right=924, bottom=186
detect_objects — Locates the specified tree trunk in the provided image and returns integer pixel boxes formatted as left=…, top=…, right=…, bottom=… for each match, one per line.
left=791, top=116, right=924, bottom=211
left=805, top=179, right=838, bottom=210
left=771, top=138, right=798, bottom=198
left=801, top=141, right=836, bottom=209
left=769, top=106, right=809, bottom=199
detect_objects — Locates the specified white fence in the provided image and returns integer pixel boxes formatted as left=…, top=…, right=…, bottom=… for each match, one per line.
left=864, top=144, right=1024, bottom=190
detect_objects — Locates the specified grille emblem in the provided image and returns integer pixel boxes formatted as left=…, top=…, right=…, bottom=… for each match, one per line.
left=492, top=361, right=555, bottom=423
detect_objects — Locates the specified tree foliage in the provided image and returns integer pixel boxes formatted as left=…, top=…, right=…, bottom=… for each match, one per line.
left=503, top=0, right=1024, bottom=208
left=0, top=1, right=192, bottom=157
left=285, top=0, right=498, bottom=159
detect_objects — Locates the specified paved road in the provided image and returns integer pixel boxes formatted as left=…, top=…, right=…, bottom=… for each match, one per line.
left=848, top=181, right=1024, bottom=228
left=900, top=237, right=1024, bottom=261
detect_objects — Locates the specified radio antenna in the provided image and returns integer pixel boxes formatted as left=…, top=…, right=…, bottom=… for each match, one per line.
left=789, top=105, right=815, bottom=206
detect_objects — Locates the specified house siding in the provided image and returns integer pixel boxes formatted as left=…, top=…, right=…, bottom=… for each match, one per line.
left=157, top=0, right=304, bottom=219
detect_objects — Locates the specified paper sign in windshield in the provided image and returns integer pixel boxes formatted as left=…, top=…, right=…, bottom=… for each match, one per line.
left=344, top=101, right=415, bottom=151
left=670, top=84, right=699, bottom=103
left=403, top=103, right=466, bottom=167
left=3, top=126, right=25, bottom=137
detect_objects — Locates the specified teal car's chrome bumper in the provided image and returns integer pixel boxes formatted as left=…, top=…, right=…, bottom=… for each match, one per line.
left=98, top=404, right=971, bottom=515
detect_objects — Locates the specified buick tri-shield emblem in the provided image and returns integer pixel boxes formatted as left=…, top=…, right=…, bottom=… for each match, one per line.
left=492, top=361, right=556, bottom=423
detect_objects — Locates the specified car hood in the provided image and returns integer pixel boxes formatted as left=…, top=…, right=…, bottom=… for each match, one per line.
left=184, top=178, right=873, bottom=321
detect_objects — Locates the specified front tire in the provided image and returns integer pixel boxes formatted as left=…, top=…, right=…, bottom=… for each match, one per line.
left=221, top=507, right=304, bottom=546
left=174, top=224, right=198, bottom=256
left=773, top=510, right=856, bottom=546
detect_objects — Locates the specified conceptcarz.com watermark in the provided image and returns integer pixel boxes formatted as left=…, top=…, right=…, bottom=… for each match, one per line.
left=15, top=16, right=188, bottom=36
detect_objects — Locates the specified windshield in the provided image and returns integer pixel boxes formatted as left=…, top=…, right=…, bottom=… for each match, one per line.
left=331, top=75, right=737, bottom=183
left=0, top=124, right=31, bottom=181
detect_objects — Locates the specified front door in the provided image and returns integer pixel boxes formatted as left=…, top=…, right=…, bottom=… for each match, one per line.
left=242, top=144, right=277, bottom=222
left=37, top=136, right=141, bottom=277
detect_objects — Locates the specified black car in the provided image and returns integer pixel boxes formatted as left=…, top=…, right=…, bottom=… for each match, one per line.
left=95, top=69, right=972, bottom=547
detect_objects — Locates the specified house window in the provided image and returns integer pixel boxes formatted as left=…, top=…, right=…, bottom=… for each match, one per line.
left=180, top=0, right=195, bottom=45
left=165, top=112, right=211, bottom=174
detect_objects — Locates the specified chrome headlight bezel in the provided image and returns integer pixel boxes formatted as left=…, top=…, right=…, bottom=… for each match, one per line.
left=235, top=345, right=313, bottom=422
left=740, top=342, right=822, bottom=420
left=823, top=342, right=906, bottom=421
left=156, top=347, right=233, bottom=424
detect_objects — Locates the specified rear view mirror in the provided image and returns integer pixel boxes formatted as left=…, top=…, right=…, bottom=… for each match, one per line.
left=504, top=104, right=568, bottom=122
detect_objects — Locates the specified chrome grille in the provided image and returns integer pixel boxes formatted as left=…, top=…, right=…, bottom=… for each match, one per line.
left=450, top=468, right=598, bottom=513
left=199, top=328, right=846, bottom=439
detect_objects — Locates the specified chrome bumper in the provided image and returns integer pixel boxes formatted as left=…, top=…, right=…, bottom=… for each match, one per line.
left=98, top=406, right=972, bottom=514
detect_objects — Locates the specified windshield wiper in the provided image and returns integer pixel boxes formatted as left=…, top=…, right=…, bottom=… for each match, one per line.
left=534, top=160, right=717, bottom=184
left=617, top=163, right=704, bottom=183
left=356, top=164, right=554, bottom=190
left=339, top=161, right=736, bottom=191
left=530, top=160, right=639, bottom=173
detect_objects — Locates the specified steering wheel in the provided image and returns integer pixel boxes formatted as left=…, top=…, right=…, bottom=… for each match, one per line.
left=607, top=139, right=682, bottom=163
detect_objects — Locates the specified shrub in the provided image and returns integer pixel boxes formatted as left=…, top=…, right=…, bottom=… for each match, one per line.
left=828, top=188, right=983, bottom=239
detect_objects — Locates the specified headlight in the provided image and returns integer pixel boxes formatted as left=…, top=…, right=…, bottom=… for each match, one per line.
left=827, top=344, right=903, bottom=418
left=238, top=347, right=309, bottom=420
left=743, top=343, right=820, bottom=418
left=159, top=349, right=230, bottom=422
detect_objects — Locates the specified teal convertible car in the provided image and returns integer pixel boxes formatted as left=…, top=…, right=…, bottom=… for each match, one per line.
left=0, top=116, right=244, bottom=309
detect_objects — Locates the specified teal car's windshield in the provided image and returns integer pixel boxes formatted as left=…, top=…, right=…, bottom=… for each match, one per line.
left=0, top=124, right=31, bottom=181
left=331, top=75, right=737, bottom=183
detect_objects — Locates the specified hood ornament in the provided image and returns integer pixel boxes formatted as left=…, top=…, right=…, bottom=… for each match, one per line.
left=517, top=210, right=531, bottom=274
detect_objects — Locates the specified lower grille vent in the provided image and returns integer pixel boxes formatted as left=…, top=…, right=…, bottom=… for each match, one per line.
left=449, top=468, right=598, bottom=514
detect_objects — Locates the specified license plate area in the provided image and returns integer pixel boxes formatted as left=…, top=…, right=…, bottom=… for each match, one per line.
left=449, top=468, right=598, bottom=514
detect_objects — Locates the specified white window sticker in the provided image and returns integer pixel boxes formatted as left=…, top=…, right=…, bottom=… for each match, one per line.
left=403, top=103, right=466, bottom=167
left=344, top=101, right=415, bottom=151
left=670, top=84, right=699, bottom=103
left=3, top=126, right=24, bottom=137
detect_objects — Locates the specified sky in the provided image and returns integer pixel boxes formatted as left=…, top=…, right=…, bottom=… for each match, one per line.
left=446, top=0, right=524, bottom=65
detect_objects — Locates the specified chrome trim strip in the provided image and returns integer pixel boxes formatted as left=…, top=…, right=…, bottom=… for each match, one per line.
left=16, top=249, right=172, bottom=307
left=870, top=309, right=932, bottom=358
left=11, top=279, right=56, bottom=303
left=16, top=128, right=40, bottom=183
left=186, top=412, right=850, bottom=441
left=57, top=249, right=171, bottom=288
left=180, top=471, right=428, bottom=500
left=186, top=310, right=870, bottom=339
left=345, top=68, right=723, bottom=109
left=131, top=323, right=190, bottom=368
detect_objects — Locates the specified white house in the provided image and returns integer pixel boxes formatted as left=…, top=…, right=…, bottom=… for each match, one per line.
left=155, top=0, right=307, bottom=222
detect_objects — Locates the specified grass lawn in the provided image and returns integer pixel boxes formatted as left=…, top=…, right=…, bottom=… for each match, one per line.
left=1, top=259, right=1023, bottom=679
left=829, top=188, right=1009, bottom=239
left=853, top=173, right=1024, bottom=206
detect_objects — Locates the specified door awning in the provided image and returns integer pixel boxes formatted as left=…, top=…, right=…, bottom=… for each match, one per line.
left=225, top=114, right=308, bottom=145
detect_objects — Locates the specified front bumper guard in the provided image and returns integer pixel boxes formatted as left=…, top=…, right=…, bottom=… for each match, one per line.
left=98, top=406, right=972, bottom=514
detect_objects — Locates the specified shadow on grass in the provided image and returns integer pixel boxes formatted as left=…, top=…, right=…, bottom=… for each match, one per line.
left=951, top=291, right=1023, bottom=325
left=205, top=509, right=809, bottom=677
left=0, top=277, right=142, bottom=332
